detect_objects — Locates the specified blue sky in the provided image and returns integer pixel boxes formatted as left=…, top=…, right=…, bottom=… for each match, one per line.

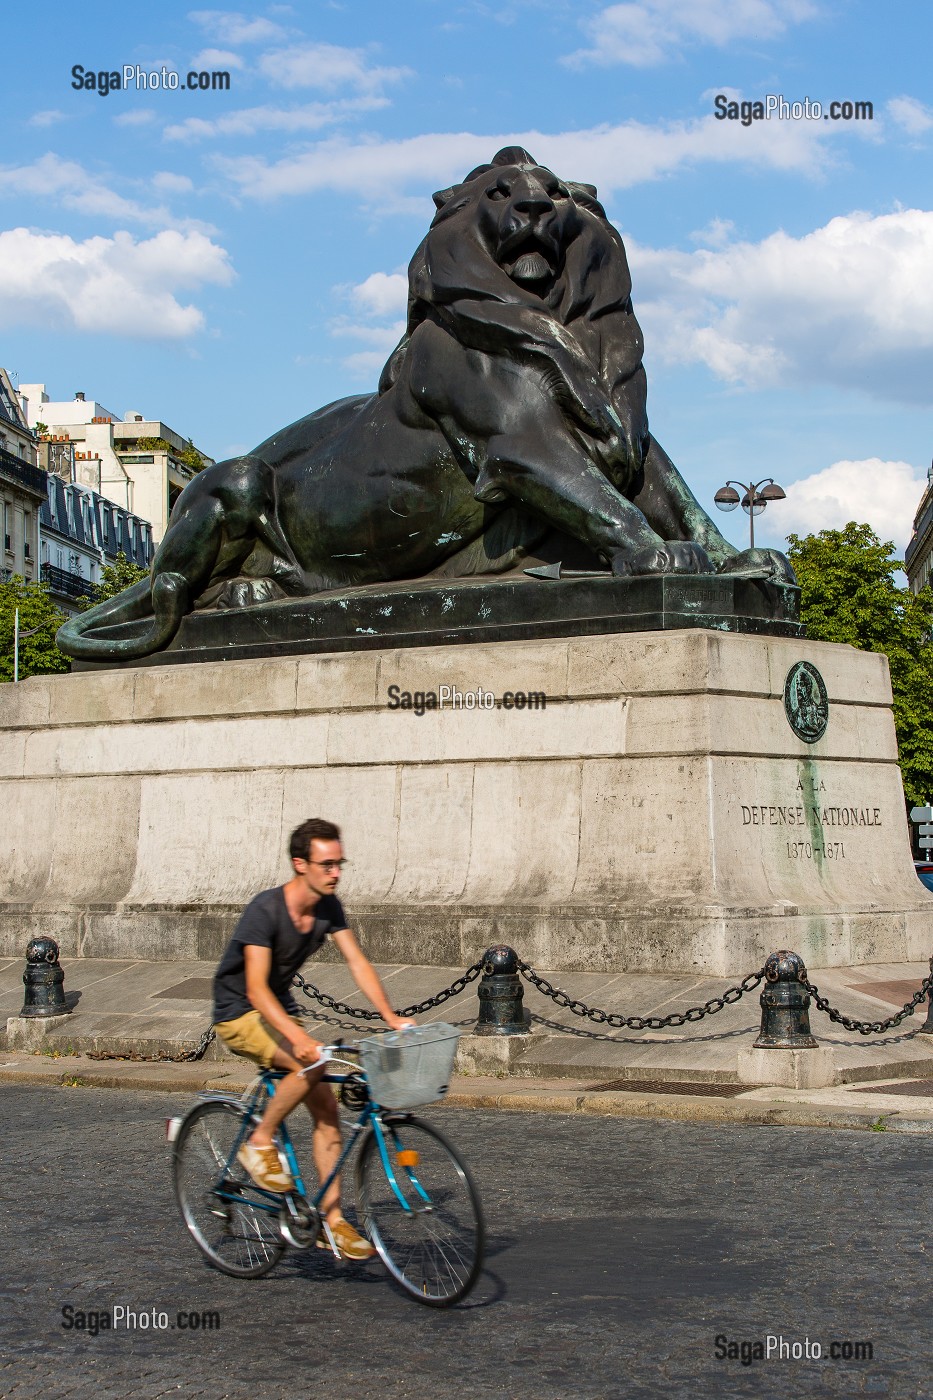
left=2, top=0, right=931, bottom=555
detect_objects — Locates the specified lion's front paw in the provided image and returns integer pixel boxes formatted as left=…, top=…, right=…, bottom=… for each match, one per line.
left=216, top=577, right=286, bottom=609
left=611, top=541, right=714, bottom=577
left=716, top=547, right=797, bottom=585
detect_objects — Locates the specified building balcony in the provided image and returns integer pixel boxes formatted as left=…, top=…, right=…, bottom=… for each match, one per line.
left=0, top=446, right=46, bottom=498
left=41, top=562, right=90, bottom=600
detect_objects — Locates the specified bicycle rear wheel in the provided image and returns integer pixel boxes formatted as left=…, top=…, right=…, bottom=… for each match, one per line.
left=173, top=1099, right=285, bottom=1278
left=355, top=1115, right=484, bottom=1306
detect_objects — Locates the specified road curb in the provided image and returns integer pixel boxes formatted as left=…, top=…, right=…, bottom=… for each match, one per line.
left=3, top=1055, right=933, bottom=1131
left=443, top=1087, right=932, bottom=1131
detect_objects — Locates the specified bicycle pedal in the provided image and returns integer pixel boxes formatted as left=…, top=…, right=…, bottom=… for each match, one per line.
left=316, top=1222, right=342, bottom=1258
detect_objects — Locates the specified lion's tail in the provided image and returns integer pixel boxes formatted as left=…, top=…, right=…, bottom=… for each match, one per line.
left=57, top=573, right=189, bottom=662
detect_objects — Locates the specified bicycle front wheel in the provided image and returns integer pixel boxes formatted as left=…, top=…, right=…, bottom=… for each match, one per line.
left=173, top=1099, right=285, bottom=1278
left=355, top=1115, right=484, bottom=1306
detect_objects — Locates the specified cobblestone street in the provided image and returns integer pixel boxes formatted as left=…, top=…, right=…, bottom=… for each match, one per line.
left=1, top=1084, right=929, bottom=1400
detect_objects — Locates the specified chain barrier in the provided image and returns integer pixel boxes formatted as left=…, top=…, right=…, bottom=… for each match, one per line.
left=76, top=950, right=933, bottom=1064
left=82, top=965, right=484, bottom=1063
left=291, top=960, right=484, bottom=1022
left=517, top=960, right=767, bottom=1030
left=87, top=1026, right=217, bottom=1064
left=798, top=956, right=933, bottom=1036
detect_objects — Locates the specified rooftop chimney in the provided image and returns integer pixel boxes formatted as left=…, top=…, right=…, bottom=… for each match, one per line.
left=75, top=392, right=85, bottom=401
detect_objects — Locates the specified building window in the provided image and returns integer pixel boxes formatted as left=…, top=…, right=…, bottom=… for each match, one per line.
left=23, top=510, right=31, bottom=558
left=56, top=548, right=63, bottom=569
left=3, top=502, right=10, bottom=553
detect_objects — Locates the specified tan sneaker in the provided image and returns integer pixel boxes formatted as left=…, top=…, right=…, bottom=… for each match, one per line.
left=318, top=1217, right=376, bottom=1260
left=236, top=1142, right=295, bottom=1193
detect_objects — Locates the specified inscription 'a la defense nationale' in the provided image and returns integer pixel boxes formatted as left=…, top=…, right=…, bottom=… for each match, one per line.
left=740, top=804, right=882, bottom=828
left=740, top=782, right=883, bottom=863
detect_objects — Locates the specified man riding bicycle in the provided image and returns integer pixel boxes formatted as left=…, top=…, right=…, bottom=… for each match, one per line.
left=213, top=817, right=414, bottom=1260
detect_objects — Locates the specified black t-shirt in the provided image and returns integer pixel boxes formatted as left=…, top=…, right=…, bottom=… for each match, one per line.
left=213, top=886, right=349, bottom=1023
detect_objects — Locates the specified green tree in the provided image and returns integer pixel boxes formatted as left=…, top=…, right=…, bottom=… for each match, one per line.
left=0, top=576, right=70, bottom=682
left=787, top=522, right=933, bottom=804
left=178, top=438, right=206, bottom=472
left=77, top=552, right=150, bottom=611
left=133, top=436, right=173, bottom=453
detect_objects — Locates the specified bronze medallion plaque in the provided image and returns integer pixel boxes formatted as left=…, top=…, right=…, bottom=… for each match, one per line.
left=784, top=661, right=829, bottom=743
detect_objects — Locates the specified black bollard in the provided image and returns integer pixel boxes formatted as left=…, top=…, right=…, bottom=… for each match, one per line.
left=753, top=950, right=818, bottom=1049
left=918, top=989, right=933, bottom=1036
left=474, top=945, right=530, bottom=1036
left=20, top=937, right=70, bottom=1018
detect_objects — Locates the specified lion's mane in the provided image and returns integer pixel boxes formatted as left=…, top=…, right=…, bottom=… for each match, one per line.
left=379, top=147, right=649, bottom=485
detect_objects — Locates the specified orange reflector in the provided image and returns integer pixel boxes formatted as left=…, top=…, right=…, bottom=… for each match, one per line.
left=397, top=1149, right=420, bottom=1167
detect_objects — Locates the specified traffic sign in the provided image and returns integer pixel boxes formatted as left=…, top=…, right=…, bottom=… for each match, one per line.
left=918, top=825, right=933, bottom=843
left=911, top=807, right=933, bottom=823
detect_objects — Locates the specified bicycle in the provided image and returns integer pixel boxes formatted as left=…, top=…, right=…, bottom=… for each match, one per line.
left=169, top=1025, right=484, bottom=1307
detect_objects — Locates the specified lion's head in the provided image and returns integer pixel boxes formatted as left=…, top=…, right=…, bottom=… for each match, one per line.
left=415, top=147, right=634, bottom=326
left=379, top=148, right=648, bottom=480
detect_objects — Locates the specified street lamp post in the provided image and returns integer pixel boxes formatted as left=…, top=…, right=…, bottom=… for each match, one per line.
left=714, top=478, right=787, bottom=550
left=13, top=607, right=43, bottom=684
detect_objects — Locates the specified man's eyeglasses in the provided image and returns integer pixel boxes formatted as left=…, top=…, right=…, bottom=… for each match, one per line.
left=307, top=860, right=348, bottom=872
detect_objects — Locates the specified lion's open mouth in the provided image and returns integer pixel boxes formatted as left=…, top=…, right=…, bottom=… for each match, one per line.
left=500, top=233, right=558, bottom=284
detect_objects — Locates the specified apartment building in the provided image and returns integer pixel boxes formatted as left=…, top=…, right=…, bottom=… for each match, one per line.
left=905, top=463, right=933, bottom=594
left=18, top=384, right=213, bottom=543
left=0, top=368, right=43, bottom=587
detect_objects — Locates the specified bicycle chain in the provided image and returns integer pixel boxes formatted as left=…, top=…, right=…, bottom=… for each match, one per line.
left=798, top=957, right=933, bottom=1036
left=292, top=960, right=484, bottom=1022
left=517, top=961, right=766, bottom=1030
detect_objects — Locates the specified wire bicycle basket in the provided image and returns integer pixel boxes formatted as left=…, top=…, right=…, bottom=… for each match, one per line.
left=358, top=1023, right=461, bottom=1109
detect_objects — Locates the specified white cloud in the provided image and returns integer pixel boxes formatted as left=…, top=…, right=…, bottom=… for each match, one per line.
left=191, top=47, right=245, bottom=69
left=333, top=327, right=406, bottom=379
left=329, top=270, right=408, bottom=378
left=781, top=459, right=926, bottom=551
left=567, top=0, right=816, bottom=68
left=257, top=41, right=410, bottom=93
left=0, top=227, right=234, bottom=339
left=187, top=10, right=286, bottom=45
left=114, top=109, right=157, bottom=128
left=164, top=95, right=386, bottom=142
left=628, top=208, right=933, bottom=404
left=689, top=216, right=735, bottom=247
left=213, top=112, right=835, bottom=206
left=0, top=153, right=205, bottom=231
left=622, top=207, right=930, bottom=406
left=152, top=171, right=195, bottom=193
left=349, top=270, right=408, bottom=318
left=887, top=96, right=933, bottom=136
left=28, top=110, right=67, bottom=128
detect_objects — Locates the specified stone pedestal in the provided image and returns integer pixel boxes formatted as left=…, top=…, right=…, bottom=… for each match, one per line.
left=2, top=629, right=930, bottom=974
left=6, top=1013, right=75, bottom=1052
left=736, top=1047, right=837, bottom=1089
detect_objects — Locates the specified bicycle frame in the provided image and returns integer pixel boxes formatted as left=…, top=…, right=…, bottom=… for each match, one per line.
left=207, top=1064, right=428, bottom=1220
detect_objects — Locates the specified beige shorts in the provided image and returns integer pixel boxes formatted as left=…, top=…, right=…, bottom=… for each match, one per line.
left=214, top=1009, right=292, bottom=1069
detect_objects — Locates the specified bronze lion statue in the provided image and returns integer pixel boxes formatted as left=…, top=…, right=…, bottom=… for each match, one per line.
left=59, top=146, right=792, bottom=661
